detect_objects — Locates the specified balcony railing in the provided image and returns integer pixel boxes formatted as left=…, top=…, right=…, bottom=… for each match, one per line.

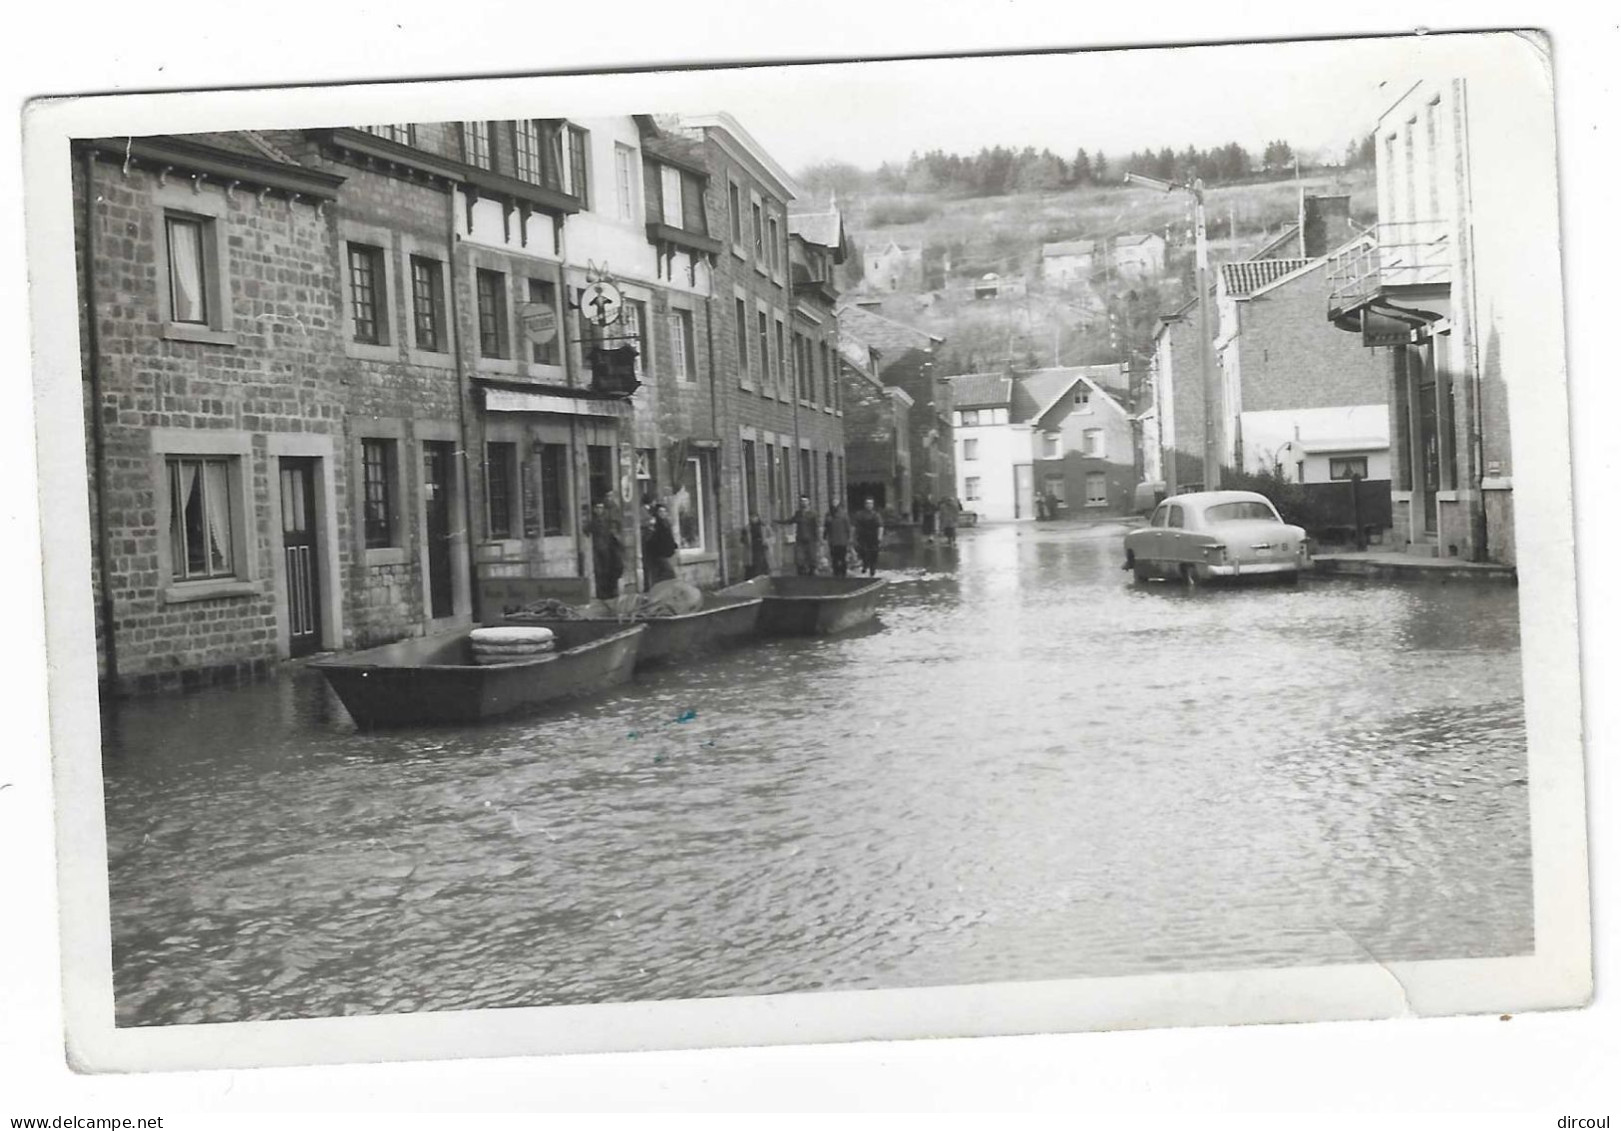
left=1327, top=219, right=1451, bottom=319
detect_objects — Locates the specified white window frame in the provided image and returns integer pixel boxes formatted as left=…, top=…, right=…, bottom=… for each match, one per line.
left=661, top=164, right=684, bottom=230
left=151, top=428, right=258, bottom=603
left=615, top=143, right=638, bottom=222
left=963, top=437, right=979, bottom=462
left=1042, top=433, right=1061, bottom=460
left=676, top=455, right=708, bottom=555
left=670, top=307, right=696, bottom=383
left=965, top=476, right=982, bottom=502
left=1084, top=428, right=1106, bottom=458
left=152, top=182, right=236, bottom=346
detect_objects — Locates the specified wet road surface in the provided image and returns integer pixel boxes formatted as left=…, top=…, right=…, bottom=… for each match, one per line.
left=101, top=521, right=1531, bottom=1025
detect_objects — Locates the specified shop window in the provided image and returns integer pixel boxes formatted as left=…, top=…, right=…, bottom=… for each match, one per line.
left=675, top=456, right=708, bottom=552
left=486, top=442, right=518, bottom=540
left=538, top=443, right=569, bottom=536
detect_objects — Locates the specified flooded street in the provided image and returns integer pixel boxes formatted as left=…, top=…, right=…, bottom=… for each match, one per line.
left=102, top=521, right=1531, bottom=1027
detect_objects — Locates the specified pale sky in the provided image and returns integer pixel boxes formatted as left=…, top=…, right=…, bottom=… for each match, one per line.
left=726, top=36, right=1463, bottom=174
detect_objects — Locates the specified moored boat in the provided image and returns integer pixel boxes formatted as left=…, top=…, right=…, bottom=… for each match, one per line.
left=717, top=574, right=887, bottom=636
left=311, top=620, right=645, bottom=729
left=506, top=594, right=764, bottom=669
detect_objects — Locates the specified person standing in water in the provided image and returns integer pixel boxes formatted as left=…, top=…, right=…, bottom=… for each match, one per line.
left=852, top=496, right=883, bottom=577
left=824, top=503, right=852, bottom=578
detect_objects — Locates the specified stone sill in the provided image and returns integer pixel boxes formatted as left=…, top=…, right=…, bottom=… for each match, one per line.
left=161, top=323, right=237, bottom=347
left=162, top=579, right=260, bottom=604
left=677, top=550, right=718, bottom=564
left=406, top=348, right=456, bottom=370
left=1482, top=477, right=1514, bottom=491
left=365, top=546, right=410, bottom=567
left=345, top=340, right=400, bottom=364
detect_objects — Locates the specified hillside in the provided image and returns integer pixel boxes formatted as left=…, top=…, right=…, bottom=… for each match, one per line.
left=827, top=168, right=1377, bottom=388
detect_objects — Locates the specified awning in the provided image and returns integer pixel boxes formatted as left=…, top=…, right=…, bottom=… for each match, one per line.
left=484, top=388, right=625, bottom=417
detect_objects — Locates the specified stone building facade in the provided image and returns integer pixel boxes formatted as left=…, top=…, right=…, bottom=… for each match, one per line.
left=78, top=113, right=846, bottom=696
left=76, top=133, right=350, bottom=694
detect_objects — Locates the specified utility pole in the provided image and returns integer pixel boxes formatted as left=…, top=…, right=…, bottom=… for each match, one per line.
left=1124, top=172, right=1219, bottom=490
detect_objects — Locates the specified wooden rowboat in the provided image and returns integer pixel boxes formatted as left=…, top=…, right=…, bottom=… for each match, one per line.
left=311, top=620, right=645, bottom=729
left=717, top=575, right=887, bottom=636
left=505, top=594, right=764, bottom=669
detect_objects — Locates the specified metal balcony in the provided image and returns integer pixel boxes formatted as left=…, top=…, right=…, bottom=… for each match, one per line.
left=1327, top=219, right=1451, bottom=323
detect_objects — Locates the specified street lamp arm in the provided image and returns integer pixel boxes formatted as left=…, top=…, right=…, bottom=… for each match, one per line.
left=1122, top=171, right=1178, bottom=193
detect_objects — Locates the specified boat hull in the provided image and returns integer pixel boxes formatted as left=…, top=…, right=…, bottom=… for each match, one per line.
left=717, top=575, right=887, bottom=636
left=507, top=595, right=764, bottom=668
left=311, top=621, right=645, bottom=729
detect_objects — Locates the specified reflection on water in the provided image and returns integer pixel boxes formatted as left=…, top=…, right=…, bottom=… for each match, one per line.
left=102, top=522, right=1531, bottom=1025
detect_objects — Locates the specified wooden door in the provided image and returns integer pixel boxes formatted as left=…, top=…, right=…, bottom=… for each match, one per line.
left=423, top=441, right=455, bottom=619
left=279, top=457, right=322, bottom=657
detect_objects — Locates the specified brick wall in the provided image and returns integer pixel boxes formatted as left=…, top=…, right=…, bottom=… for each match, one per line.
left=1234, top=265, right=1387, bottom=414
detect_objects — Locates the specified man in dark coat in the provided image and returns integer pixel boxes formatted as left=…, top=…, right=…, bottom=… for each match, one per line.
left=852, top=497, right=883, bottom=577
left=643, top=503, right=679, bottom=583
left=938, top=495, right=960, bottom=545
left=779, top=495, right=820, bottom=576
left=589, top=502, right=624, bottom=600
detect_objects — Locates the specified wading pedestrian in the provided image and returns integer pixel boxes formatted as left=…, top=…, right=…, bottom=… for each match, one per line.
left=852, top=496, right=883, bottom=577
left=938, top=495, right=959, bottom=546
left=825, top=503, right=852, bottom=578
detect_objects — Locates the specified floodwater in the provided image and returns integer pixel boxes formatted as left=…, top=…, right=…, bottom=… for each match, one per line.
left=101, top=522, right=1532, bottom=1026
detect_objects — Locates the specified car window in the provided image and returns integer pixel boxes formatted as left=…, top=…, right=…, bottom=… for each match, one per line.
left=1204, top=501, right=1279, bottom=523
left=1167, top=505, right=1185, bottom=529
left=1149, top=504, right=1169, bottom=528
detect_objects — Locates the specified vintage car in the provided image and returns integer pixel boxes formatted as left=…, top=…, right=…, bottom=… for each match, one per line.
left=1123, top=490, right=1311, bottom=584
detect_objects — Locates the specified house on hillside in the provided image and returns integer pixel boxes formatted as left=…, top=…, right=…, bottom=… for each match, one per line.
left=836, top=301, right=950, bottom=516
left=1041, top=240, right=1097, bottom=286
left=1326, top=76, right=1531, bottom=566
left=1112, top=232, right=1166, bottom=277
left=862, top=238, right=923, bottom=293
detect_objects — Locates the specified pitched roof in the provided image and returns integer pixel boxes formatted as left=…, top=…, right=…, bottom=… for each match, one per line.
left=1115, top=231, right=1163, bottom=246
left=641, top=130, right=710, bottom=177
left=1042, top=240, right=1094, bottom=258
left=835, top=302, right=943, bottom=352
left=1221, top=258, right=1314, bottom=298
left=945, top=372, right=1012, bottom=409
left=1011, top=366, right=1130, bottom=424
left=787, top=208, right=844, bottom=250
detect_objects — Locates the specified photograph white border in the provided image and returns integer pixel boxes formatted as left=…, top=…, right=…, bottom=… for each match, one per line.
left=6, top=3, right=1610, bottom=1112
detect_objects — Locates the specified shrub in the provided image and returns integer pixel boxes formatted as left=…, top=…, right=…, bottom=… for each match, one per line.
left=864, top=196, right=936, bottom=227
left=1221, top=469, right=1340, bottom=535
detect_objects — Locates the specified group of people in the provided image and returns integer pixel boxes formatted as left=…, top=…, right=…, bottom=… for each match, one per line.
left=914, top=495, right=962, bottom=545
left=590, top=489, right=911, bottom=599
left=586, top=498, right=682, bottom=600
left=744, top=496, right=885, bottom=579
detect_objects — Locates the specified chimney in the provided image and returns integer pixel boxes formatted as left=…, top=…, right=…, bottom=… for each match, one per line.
left=1302, top=194, right=1352, bottom=258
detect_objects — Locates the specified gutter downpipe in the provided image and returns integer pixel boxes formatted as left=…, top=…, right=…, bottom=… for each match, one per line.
left=703, top=286, right=728, bottom=584
left=556, top=216, right=586, bottom=580
left=445, top=183, right=480, bottom=621
left=83, top=145, right=119, bottom=694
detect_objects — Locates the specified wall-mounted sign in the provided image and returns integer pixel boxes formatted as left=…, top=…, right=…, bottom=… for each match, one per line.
left=517, top=302, right=558, bottom=345
left=581, top=280, right=623, bottom=328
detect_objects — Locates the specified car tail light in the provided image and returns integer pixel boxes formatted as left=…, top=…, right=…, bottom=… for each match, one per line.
left=1202, top=543, right=1227, bottom=562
